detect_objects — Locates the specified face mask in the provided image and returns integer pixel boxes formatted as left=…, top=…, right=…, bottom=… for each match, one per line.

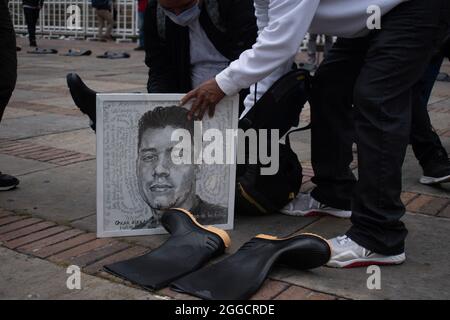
left=163, top=1, right=201, bottom=27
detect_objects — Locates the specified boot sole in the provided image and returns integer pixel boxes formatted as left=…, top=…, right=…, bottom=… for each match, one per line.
left=327, top=253, right=406, bottom=269
left=281, top=208, right=352, bottom=219
left=420, top=174, right=450, bottom=185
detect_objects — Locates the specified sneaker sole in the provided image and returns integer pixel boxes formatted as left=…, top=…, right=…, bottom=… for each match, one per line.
left=420, top=174, right=450, bottom=185
left=326, top=254, right=406, bottom=269
left=0, top=184, right=18, bottom=191
left=281, top=208, right=352, bottom=219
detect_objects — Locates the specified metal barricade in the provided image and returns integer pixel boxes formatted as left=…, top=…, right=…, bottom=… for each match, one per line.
left=8, top=0, right=138, bottom=40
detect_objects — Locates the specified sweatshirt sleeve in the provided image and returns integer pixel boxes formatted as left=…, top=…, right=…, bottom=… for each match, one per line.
left=216, top=0, right=320, bottom=96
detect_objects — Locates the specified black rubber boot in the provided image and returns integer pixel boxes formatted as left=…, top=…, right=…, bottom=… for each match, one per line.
left=104, top=208, right=231, bottom=290
left=66, top=73, right=97, bottom=131
left=171, top=233, right=330, bottom=300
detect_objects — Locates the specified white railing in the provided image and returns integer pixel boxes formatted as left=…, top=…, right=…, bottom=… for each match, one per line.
left=8, top=0, right=138, bottom=40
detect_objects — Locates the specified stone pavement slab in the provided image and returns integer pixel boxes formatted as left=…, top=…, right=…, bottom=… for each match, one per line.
left=10, top=88, right=63, bottom=102
left=402, top=147, right=450, bottom=197
left=270, top=213, right=450, bottom=300
left=0, top=247, right=158, bottom=300
left=0, top=114, right=88, bottom=140
left=0, top=160, right=96, bottom=223
left=2, top=107, right=44, bottom=120
left=0, top=154, right=58, bottom=177
left=70, top=214, right=96, bottom=233
left=22, top=129, right=96, bottom=156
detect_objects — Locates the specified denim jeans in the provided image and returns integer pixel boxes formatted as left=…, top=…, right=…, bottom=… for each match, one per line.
left=310, top=0, right=450, bottom=255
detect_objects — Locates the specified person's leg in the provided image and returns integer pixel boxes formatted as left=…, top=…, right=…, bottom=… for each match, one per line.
left=310, top=37, right=368, bottom=210
left=307, top=34, right=317, bottom=65
left=282, top=37, right=368, bottom=218
left=138, top=11, right=145, bottom=48
left=410, top=54, right=448, bottom=166
left=96, top=10, right=105, bottom=38
left=31, top=8, right=40, bottom=45
left=104, top=10, right=114, bottom=39
left=1, top=0, right=17, bottom=119
left=23, top=7, right=35, bottom=46
left=0, top=0, right=20, bottom=190
left=323, top=35, right=333, bottom=58
left=345, top=0, right=446, bottom=256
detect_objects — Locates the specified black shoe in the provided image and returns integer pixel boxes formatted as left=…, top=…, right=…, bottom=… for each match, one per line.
left=0, top=172, right=20, bottom=191
left=171, top=233, right=330, bottom=300
left=104, top=208, right=230, bottom=290
left=66, top=73, right=97, bottom=131
left=420, top=149, right=450, bottom=185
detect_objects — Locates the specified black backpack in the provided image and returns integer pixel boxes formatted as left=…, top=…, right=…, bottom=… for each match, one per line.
left=236, top=68, right=311, bottom=215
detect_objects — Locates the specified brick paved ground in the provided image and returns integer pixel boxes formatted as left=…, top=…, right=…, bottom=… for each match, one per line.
left=0, top=37, right=449, bottom=300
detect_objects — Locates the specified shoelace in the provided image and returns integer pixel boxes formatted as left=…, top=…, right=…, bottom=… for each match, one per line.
left=336, top=236, right=373, bottom=256
left=336, top=235, right=352, bottom=246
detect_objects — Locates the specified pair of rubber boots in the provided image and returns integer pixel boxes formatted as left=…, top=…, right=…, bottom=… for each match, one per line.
left=104, top=208, right=331, bottom=300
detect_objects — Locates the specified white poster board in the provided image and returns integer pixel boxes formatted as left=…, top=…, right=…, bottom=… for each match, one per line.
left=96, top=94, right=238, bottom=237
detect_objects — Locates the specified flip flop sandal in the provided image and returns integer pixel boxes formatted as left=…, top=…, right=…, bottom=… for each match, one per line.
left=104, top=208, right=231, bottom=291
left=171, top=233, right=330, bottom=300
left=27, top=48, right=58, bottom=54
left=61, top=49, right=92, bottom=57
left=436, top=73, right=450, bottom=82
left=96, top=51, right=130, bottom=59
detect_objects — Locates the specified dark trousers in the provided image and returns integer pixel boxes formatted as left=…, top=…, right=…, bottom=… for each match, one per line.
left=23, top=7, right=40, bottom=44
left=310, top=0, right=449, bottom=255
left=411, top=54, right=447, bottom=167
left=0, top=0, right=17, bottom=122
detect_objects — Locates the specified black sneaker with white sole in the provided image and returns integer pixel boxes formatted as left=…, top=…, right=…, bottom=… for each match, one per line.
left=0, top=172, right=20, bottom=191
left=420, top=150, right=450, bottom=185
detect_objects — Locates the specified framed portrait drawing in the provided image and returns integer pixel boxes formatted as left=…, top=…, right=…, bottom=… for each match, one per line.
left=96, top=94, right=238, bottom=237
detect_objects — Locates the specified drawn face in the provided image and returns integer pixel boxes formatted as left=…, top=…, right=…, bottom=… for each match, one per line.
left=158, top=0, right=198, bottom=15
left=137, top=126, right=196, bottom=211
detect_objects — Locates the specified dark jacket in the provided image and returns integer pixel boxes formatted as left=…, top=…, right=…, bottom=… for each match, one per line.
left=22, top=0, right=44, bottom=8
left=91, top=0, right=111, bottom=10
left=144, top=0, right=257, bottom=94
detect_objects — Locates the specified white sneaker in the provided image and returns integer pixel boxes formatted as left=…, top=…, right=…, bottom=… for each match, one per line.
left=326, top=235, right=406, bottom=268
left=281, top=193, right=351, bottom=218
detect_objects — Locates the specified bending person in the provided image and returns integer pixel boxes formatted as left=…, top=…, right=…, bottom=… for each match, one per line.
left=181, top=0, right=450, bottom=268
